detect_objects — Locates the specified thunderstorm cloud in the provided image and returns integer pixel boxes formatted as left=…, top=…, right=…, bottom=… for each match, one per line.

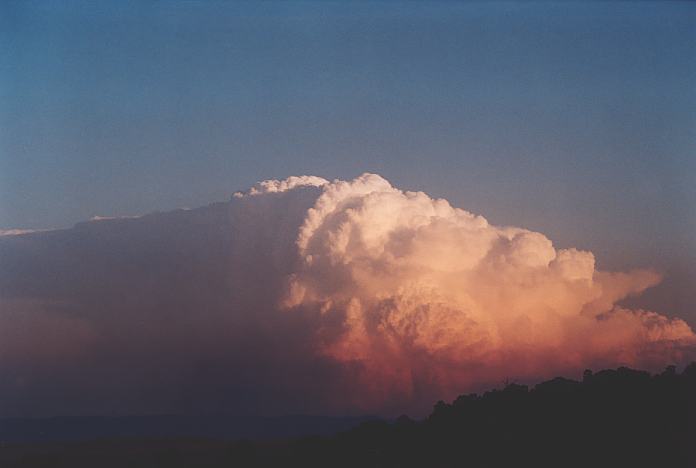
left=0, top=174, right=693, bottom=417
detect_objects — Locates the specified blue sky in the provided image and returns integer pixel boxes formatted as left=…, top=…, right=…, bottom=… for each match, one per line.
left=2, top=1, right=695, bottom=318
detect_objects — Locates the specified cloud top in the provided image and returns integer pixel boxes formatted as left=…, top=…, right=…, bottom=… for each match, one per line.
left=234, top=175, right=329, bottom=198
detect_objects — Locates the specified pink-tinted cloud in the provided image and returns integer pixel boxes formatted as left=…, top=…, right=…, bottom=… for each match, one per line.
left=0, top=174, right=693, bottom=417
left=281, top=174, right=695, bottom=411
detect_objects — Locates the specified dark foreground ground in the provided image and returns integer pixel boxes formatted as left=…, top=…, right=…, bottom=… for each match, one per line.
left=2, top=364, right=695, bottom=468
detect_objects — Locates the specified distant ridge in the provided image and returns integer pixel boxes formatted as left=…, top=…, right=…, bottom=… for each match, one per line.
left=0, top=414, right=376, bottom=443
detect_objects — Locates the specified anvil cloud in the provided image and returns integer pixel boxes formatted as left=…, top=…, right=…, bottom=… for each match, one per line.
left=0, top=174, right=693, bottom=417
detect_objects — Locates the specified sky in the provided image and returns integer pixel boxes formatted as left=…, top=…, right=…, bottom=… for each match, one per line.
left=0, top=1, right=695, bottom=416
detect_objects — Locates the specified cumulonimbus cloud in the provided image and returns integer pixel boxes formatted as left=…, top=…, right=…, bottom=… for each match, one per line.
left=274, top=174, right=695, bottom=410
left=0, top=173, right=694, bottom=417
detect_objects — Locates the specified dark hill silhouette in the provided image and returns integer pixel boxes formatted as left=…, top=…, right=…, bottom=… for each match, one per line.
left=1, top=364, right=694, bottom=468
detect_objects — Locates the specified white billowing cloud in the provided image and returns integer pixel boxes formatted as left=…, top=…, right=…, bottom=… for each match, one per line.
left=234, top=175, right=329, bottom=198
left=283, top=173, right=696, bottom=409
left=0, top=172, right=693, bottom=417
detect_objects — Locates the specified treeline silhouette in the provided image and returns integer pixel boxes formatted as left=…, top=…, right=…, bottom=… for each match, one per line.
left=2, top=364, right=695, bottom=467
